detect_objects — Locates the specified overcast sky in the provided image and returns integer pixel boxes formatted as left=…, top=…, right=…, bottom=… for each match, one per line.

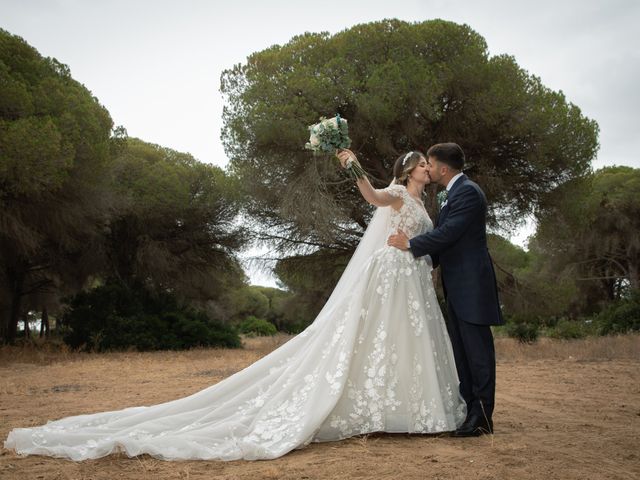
left=2, top=0, right=638, bottom=286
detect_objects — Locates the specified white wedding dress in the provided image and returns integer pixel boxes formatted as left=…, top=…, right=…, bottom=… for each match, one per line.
left=5, top=184, right=465, bottom=461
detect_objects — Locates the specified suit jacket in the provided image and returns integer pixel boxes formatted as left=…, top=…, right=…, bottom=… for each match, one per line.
left=409, top=174, right=504, bottom=326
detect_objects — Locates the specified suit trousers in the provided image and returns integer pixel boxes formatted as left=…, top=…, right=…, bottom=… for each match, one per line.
left=445, top=300, right=496, bottom=420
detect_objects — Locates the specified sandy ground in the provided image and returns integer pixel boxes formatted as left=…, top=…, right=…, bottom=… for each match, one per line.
left=0, top=334, right=638, bottom=480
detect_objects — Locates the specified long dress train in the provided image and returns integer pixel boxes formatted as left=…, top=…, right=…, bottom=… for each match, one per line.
left=5, top=183, right=466, bottom=461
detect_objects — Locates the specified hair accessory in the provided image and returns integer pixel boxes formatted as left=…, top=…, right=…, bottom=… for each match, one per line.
left=402, top=151, right=413, bottom=166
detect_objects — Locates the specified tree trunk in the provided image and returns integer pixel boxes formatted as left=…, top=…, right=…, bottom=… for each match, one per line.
left=23, top=314, right=30, bottom=338
left=6, top=268, right=25, bottom=344
left=0, top=306, right=6, bottom=342
left=40, top=306, right=50, bottom=338
left=629, top=261, right=639, bottom=292
left=8, top=288, right=22, bottom=343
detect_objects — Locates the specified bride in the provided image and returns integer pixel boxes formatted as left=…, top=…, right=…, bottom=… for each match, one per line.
left=5, top=149, right=466, bottom=461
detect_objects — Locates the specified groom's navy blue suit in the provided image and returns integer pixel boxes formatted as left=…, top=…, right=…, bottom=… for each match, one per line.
left=409, top=174, right=503, bottom=421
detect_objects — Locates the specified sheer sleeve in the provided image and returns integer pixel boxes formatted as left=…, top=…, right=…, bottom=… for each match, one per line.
left=381, top=183, right=406, bottom=199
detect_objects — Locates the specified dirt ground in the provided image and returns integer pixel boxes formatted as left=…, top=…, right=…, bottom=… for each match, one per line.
left=0, top=334, right=638, bottom=480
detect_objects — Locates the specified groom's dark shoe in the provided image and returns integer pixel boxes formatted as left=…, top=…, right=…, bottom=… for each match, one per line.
left=452, top=414, right=493, bottom=437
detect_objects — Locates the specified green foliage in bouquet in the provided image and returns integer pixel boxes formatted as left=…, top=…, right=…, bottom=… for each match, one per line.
left=304, top=115, right=365, bottom=180
left=304, top=115, right=351, bottom=154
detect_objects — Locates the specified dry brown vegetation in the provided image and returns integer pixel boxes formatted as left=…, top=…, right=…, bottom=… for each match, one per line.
left=1, top=334, right=638, bottom=480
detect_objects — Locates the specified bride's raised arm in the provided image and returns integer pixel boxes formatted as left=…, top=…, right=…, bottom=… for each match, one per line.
left=336, top=149, right=402, bottom=209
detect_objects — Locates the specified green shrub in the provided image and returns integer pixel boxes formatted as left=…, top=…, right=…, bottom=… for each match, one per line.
left=280, top=320, right=308, bottom=334
left=61, top=279, right=241, bottom=351
left=239, top=316, right=277, bottom=336
left=503, top=313, right=540, bottom=343
left=547, top=318, right=588, bottom=340
left=596, top=291, right=640, bottom=335
left=505, top=322, right=539, bottom=343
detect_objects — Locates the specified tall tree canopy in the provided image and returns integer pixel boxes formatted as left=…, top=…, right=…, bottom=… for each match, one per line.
left=221, top=19, right=599, bottom=324
left=106, top=138, right=247, bottom=309
left=221, top=19, right=599, bottom=257
left=0, top=30, right=249, bottom=343
left=0, top=29, right=114, bottom=342
left=487, top=234, right=577, bottom=320
left=534, top=166, right=640, bottom=309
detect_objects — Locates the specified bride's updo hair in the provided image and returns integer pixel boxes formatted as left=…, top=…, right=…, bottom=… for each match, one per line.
left=393, top=151, right=426, bottom=186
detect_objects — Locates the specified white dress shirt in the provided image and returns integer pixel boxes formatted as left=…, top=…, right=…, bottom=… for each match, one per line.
left=446, top=172, right=464, bottom=192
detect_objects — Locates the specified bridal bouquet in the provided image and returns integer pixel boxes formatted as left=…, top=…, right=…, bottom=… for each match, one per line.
left=305, top=115, right=351, bottom=154
left=305, top=115, right=366, bottom=179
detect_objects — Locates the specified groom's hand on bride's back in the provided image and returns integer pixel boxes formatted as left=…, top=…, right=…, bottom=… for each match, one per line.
left=387, top=230, right=410, bottom=251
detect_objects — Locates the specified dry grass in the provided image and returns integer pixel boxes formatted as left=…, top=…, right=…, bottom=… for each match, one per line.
left=0, top=334, right=638, bottom=480
left=495, top=333, right=640, bottom=362
left=0, top=333, right=293, bottom=366
left=2, top=333, right=636, bottom=367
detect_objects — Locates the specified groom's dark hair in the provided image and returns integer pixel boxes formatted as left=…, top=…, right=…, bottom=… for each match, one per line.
left=427, top=143, right=465, bottom=171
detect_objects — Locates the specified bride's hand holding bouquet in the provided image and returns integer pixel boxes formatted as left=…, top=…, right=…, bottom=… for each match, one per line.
left=336, top=148, right=366, bottom=179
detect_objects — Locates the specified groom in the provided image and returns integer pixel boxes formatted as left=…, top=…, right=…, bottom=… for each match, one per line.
left=388, top=142, right=503, bottom=437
